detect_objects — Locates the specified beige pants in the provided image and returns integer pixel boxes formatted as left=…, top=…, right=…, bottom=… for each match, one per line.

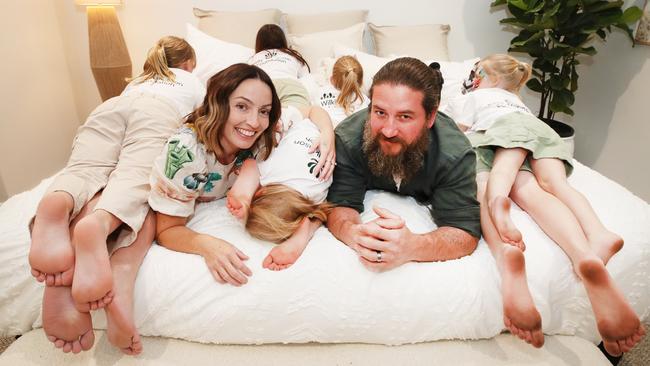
left=45, top=92, right=181, bottom=253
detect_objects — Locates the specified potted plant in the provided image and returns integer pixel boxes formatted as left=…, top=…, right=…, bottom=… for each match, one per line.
left=490, top=0, right=643, bottom=141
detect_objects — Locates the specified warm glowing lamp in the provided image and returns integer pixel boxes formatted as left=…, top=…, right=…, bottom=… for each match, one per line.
left=76, top=0, right=132, bottom=101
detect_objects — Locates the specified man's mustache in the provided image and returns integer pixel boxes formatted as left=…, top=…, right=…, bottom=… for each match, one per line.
left=378, top=134, right=406, bottom=146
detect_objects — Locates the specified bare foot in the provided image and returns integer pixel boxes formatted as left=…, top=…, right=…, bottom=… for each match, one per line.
left=578, top=257, right=645, bottom=356
left=29, top=192, right=75, bottom=286
left=263, top=244, right=302, bottom=271
left=588, top=231, right=624, bottom=265
left=70, top=216, right=114, bottom=312
left=226, top=193, right=248, bottom=220
left=105, top=264, right=142, bottom=355
left=500, top=245, right=544, bottom=347
left=490, top=196, right=525, bottom=250
left=42, top=286, right=95, bottom=354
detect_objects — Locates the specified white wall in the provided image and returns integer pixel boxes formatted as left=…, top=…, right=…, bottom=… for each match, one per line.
left=2, top=0, right=648, bottom=202
left=0, top=1, right=80, bottom=201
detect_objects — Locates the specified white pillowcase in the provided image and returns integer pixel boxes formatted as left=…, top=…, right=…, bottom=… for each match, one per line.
left=369, top=23, right=451, bottom=61
left=428, top=58, right=480, bottom=117
left=288, top=23, right=366, bottom=74
left=193, top=8, right=281, bottom=48
left=185, top=24, right=254, bottom=85
left=283, top=10, right=368, bottom=35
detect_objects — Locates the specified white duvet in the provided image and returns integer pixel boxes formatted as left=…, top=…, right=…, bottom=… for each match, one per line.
left=1, top=161, right=649, bottom=345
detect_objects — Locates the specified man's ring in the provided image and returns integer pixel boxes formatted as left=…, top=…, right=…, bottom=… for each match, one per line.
left=376, top=251, right=383, bottom=262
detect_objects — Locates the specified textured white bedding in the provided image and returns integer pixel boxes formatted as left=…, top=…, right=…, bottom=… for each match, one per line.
left=0, top=161, right=648, bottom=345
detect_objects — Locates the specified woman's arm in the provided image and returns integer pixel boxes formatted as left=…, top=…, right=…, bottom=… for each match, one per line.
left=155, top=212, right=252, bottom=286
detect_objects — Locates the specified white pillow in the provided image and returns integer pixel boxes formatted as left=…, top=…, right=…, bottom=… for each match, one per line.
left=428, top=58, right=480, bottom=116
left=368, top=23, right=451, bottom=61
left=288, top=23, right=366, bottom=73
left=328, top=45, right=399, bottom=95
left=185, top=24, right=255, bottom=85
left=284, top=10, right=368, bottom=35
left=193, top=8, right=281, bottom=48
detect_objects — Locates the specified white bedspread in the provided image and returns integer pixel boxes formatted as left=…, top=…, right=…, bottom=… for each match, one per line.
left=1, top=161, right=649, bottom=345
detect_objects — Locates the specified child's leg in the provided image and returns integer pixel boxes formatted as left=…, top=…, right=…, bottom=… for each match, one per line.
left=531, top=158, right=623, bottom=264
left=477, top=172, right=543, bottom=347
left=105, top=209, right=155, bottom=356
left=511, top=171, right=644, bottom=356
left=263, top=217, right=320, bottom=271
left=29, top=192, right=75, bottom=286
left=227, top=159, right=261, bottom=219
left=486, top=148, right=528, bottom=246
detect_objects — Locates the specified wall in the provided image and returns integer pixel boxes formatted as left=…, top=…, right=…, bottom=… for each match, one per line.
left=0, top=1, right=80, bottom=201
left=2, top=0, right=649, bottom=201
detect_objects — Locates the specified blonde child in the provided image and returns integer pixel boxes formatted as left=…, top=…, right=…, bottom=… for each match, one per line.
left=315, top=55, right=369, bottom=127
left=226, top=104, right=335, bottom=271
left=29, top=36, right=204, bottom=355
left=459, top=54, right=644, bottom=354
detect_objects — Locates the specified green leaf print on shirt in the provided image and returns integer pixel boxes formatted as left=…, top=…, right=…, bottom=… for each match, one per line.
left=164, top=139, right=194, bottom=179
left=182, top=172, right=222, bottom=192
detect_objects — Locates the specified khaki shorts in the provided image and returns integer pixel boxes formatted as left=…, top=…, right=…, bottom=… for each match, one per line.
left=272, top=78, right=311, bottom=109
left=468, top=112, right=573, bottom=176
left=40, top=92, right=181, bottom=253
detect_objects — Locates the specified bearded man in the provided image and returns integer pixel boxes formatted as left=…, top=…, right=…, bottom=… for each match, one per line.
left=326, top=57, right=481, bottom=271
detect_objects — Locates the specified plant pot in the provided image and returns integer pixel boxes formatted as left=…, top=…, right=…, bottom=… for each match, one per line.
left=541, top=118, right=575, bottom=158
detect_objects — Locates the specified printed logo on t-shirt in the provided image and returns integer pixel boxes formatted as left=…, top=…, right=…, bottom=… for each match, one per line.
left=319, top=92, right=336, bottom=107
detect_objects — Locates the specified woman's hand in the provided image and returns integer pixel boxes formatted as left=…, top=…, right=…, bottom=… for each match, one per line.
left=309, top=130, right=336, bottom=181
left=197, top=236, right=252, bottom=286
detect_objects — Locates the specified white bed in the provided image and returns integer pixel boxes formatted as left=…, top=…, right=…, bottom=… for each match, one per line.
left=1, top=160, right=649, bottom=346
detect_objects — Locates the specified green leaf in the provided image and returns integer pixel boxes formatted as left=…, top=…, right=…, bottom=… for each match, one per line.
left=490, top=0, right=507, bottom=6
left=526, top=78, right=544, bottom=93
left=621, top=7, right=643, bottom=24
left=585, top=1, right=624, bottom=14
left=509, top=0, right=530, bottom=11
left=570, top=67, right=579, bottom=92
left=575, top=46, right=597, bottom=55
left=550, top=75, right=565, bottom=90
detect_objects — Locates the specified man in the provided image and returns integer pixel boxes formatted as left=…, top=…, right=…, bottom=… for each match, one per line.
left=326, top=57, right=481, bottom=271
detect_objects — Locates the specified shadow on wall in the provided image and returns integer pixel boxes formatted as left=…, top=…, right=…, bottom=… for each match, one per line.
left=570, top=34, right=647, bottom=166
left=0, top=174, right=7, bottom=202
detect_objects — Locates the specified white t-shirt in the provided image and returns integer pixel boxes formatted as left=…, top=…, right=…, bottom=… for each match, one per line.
left=258, top=106, right=332, bottom=203
left=123, top=68, right=205, bottom=117
left=457, top=88, right=533, bottom=133
left=313, top=84, right=369, bottom=128
left=248, top=49, right=309, bottom=80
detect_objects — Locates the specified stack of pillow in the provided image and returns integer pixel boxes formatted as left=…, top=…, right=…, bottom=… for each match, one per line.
left=186, top=7, right=478, bottom=117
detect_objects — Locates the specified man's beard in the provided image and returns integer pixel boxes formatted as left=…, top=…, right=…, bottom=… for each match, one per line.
left=362, top=122, right=429, bottom=183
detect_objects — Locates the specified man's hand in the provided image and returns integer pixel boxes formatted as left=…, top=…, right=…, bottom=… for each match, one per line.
left=353, top=206, right=415, bottom=272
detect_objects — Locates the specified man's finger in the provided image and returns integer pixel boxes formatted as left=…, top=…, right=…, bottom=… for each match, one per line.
left=373, top=217, right=405, bottom=230
left=373, top=206, right=401, bottom=220
left=357, top=234, right=390, bottom=252
left=359, top=256, right=388, bottom=272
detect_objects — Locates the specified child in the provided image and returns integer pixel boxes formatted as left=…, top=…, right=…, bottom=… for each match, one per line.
left=249, top=23, right=312, bottom=109
left=29, top=36, right=204, bottom=355
left=459, top=54, right=644, bottom=354
left=314, top=55, right=369, bottom=127
left=227, top=104, right=335, bottom=271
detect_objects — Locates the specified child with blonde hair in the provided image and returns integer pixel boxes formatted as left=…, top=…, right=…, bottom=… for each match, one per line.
left=459, top=53, right=644, bottom=354
left=226, top=104, right=335, bottom=271
left=28, top=35, right=204, bottom=355
left=315, top=55, right=369, bottom=127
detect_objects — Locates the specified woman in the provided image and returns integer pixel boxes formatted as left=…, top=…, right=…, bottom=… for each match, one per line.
left=149, top=63, right=282, bottom=287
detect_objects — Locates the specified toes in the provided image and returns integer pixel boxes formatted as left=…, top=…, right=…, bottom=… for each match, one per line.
left=603, top=340, right=622, bottom=357
left=531, top=331, right=545, bottom=348
left=62, top=341, right=73, bottom=353
left=71, top=340, right=82, bottom=354
left=47, top=335, right=57, bottom=343
left=80, top=330, right=95, bottom=351
left=54, top=273, right=63, bottom=286
left=45, top=274, right=55, bottom=286
left=54, top=339, right=65, bottom=348
left=31, top=269, right=42, bottom=279
left=61, top=269, right=74, bottom=286
left=37, top=273, right=46, bottom=282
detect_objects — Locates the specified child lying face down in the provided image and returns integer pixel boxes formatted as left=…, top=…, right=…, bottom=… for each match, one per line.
left=227, top=105, right=335, bottom=271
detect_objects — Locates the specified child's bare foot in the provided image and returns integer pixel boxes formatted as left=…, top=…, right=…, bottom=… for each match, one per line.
left=42, top=286, right=95, bottom=354
left=29, top=192, right=75, bottom=286
left=588, top=231, right=624, bottom=265
left=226, top=193, right=248, bottom=219
left=578, top=257, right=645, bottom=356
left=490, top=196, right=525, bottom=250
left=70, top=215, right=114, bottom=312
left=500, top=245, right=544, bottom=347
left=105, top=263, right=142, bottom=355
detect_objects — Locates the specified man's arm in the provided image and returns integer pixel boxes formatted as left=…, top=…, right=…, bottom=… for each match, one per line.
left=410, top=226, right=478, bottom=262
left=326, top=206, right=362, bottom=250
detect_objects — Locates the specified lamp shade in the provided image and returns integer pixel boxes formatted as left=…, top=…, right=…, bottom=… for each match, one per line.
left=75, top=0, right=122, bottom=5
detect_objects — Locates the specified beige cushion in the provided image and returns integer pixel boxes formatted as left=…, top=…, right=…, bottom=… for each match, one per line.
left=284, top=10, right=368, bottom=35
left=368, top=23, right=451, bottom=61
left=193, top=8, right=281, bottom=48
left=288, top=23, right=365, bottom=72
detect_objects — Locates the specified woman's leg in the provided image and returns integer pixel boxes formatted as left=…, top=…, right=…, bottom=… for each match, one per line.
left=477, top=172, right=543, bottom=347
left=485, top=148, right=528, bottom=246
left=105, top=209, right=156, bottom=356
left=511, top=171, right=645, bottom=356
left=531, top=158, right=623, bottom=264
